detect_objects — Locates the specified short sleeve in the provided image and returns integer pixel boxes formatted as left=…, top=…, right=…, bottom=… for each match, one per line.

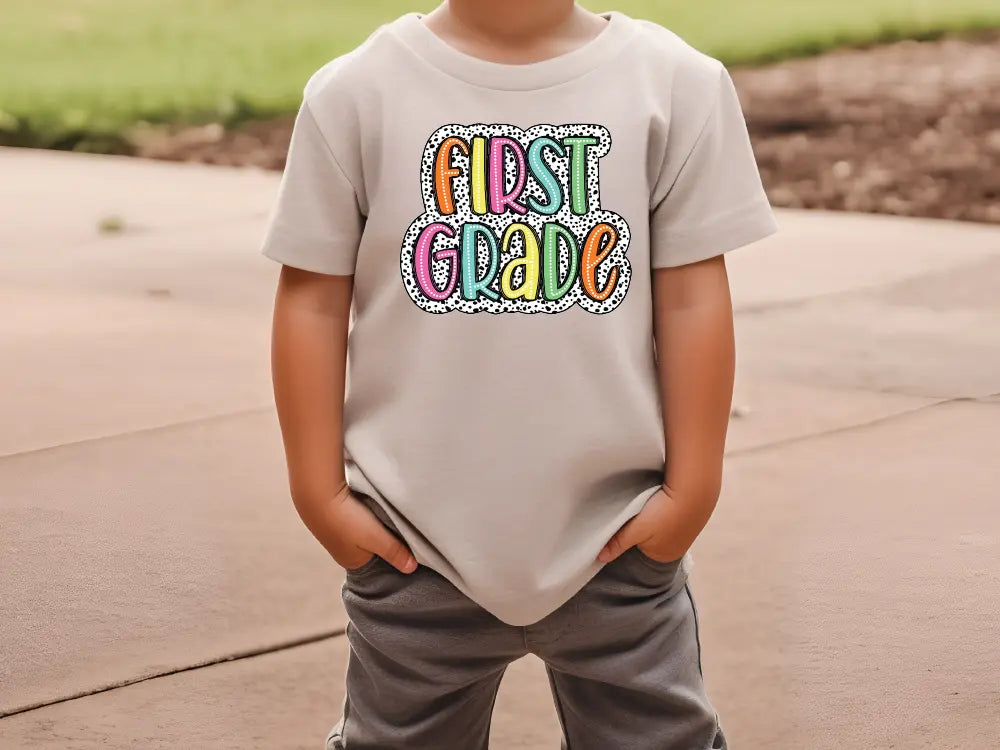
left=259, top=99, right=365, bottom=276
left=649, top=66, right=777, bottom=269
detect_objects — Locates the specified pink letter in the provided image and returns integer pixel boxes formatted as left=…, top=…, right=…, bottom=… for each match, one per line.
left=488, top=137, right=528, bottom=215
left=414, top=223, right=458, bottom=301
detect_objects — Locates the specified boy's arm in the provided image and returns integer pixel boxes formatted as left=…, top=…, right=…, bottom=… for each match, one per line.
left=598, top=254, right=735, bottom=563
left=270, top=265, right=417, bottom=573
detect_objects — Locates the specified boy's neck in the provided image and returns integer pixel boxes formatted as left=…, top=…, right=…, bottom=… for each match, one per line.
left=422, top=1, right=607, bottom=64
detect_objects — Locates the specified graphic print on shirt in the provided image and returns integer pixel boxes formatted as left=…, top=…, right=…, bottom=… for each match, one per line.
left=400, top=124, right=631, bottom=314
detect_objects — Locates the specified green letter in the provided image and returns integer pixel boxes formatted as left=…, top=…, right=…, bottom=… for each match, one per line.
left=542, top=222, right=579, bottom=300
left=561, top=135, right=598, bottom=215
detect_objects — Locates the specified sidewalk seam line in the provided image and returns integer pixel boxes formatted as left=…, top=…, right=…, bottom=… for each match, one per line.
left=725, top=395, right=967, bottom=458
left=3, top=396, right=993, bottom=717
left=0, top=628, right=345, bottom=720
left=7, top=386, right=989, bottom=463
left=0, top=405, right=273, bottom=462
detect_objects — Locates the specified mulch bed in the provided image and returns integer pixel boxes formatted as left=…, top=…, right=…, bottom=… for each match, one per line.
left=133, top=33, right=1000, bottom=224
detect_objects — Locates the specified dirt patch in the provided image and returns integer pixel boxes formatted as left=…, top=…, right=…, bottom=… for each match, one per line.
left=134, top=33, right=1000, bottom=223
left=734, top=31, right=1000, bottom=223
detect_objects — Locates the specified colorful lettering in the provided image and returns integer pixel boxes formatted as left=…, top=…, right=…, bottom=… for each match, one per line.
left=401, top=124, right=631, bottom=314
left=542, top=222, right=578, bottom=300
left=433, top=137, right=469, bottom=215
left=470, top=136, right=489, bottom=215
left=500, top=223, right=540, bottom=300
left=414, top=222, right=458, bottom=301
left=562, top=135, right=598, bottom=215
left=461, top=222, right=500, bottom=301
left=581, top=223, right=619, bottom=301
left=527, top=137, right=564, bottom=215
left=488, top=137, right=528, bottom=215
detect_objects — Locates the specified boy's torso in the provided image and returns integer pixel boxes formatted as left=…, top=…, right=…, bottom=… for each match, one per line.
left=301, top=13, right=720, bottom=625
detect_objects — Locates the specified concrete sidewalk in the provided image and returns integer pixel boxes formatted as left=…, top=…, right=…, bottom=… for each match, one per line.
left=1, top=147, right=998, bottom=749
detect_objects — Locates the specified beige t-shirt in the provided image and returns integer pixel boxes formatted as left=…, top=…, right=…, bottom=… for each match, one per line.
left=260, top=10, right=778, bottom=626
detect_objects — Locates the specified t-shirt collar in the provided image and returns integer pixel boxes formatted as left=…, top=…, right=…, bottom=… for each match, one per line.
left=388, top=10, right=635, bottom=91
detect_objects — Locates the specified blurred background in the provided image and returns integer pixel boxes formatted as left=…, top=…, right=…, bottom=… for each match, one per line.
left=1, top=2, right=998, bottom=749
left=3, top=0, right=1000, bottom=221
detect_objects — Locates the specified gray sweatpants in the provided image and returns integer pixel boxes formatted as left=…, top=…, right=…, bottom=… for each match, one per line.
left=327, top=498, right=727, bottom=750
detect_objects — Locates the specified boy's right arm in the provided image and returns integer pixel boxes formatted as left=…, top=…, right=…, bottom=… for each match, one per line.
left=270, top=264, right=417, bottom=574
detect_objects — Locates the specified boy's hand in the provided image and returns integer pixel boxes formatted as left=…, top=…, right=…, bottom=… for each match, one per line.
left=302, top=484, right=418, bottom=574
left=596, top=256, right=735, bottom=566
left=270, top=267, right=417, bottom=576
left=596, top=485, right=712, bottom=564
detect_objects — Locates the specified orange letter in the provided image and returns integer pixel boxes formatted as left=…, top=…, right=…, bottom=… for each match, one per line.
left=434, top=136, right=469, bottom=215
left=581, top=223, right=620, bottom=302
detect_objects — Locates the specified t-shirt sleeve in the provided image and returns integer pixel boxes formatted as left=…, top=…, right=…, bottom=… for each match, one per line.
left=649, top=66, right=778, bottom=269
left=259, top=98, right=365, bottom=276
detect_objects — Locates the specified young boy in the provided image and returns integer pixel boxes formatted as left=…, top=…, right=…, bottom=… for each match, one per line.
left=262, top=1, right=777, bottom=747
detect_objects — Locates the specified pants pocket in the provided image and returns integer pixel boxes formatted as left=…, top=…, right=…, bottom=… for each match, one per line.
left=633, top=543, right=685, bottom=570
left=343, top=553, right=382, bottom=577
left=610, top=546, right=688, bottom=597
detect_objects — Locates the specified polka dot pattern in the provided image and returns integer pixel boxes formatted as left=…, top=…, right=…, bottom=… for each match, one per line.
left=400, top=123, right=632, bottom=315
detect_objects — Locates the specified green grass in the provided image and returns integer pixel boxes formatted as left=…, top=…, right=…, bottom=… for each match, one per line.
left=2, top=0, right=999, bottom=151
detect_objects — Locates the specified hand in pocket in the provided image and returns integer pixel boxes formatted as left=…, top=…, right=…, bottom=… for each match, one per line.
left=597, top=486, right=708, bottom=565
left=298, top=485, right=418, bottom=574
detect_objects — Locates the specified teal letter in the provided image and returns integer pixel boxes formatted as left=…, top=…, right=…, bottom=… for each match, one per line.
left=561, top=136, right=598, bottom=215
left=461, top=223, right=500, bottom=301
left=542, top=222, right=579, bottom=300
left=526, top=137, right=564, bottom=215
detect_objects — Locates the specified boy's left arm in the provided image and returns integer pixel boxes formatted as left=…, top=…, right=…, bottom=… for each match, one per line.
left=598, top=253, right=735, bottom=563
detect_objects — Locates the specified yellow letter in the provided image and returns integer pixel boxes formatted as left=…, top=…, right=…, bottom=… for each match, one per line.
left=500, top=223, right=540, bottom=300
